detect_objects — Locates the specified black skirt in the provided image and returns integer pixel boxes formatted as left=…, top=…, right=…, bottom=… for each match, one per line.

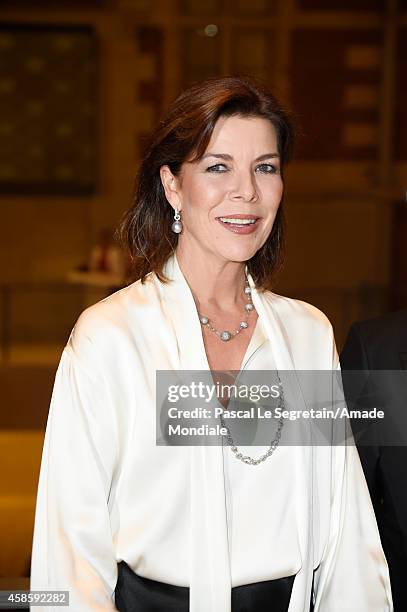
left=115, top=560, right=298, bottom=612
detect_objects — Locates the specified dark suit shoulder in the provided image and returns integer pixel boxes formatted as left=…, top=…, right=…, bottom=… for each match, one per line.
left=349, top=309, right=407, bottom=369
left=353, top=309, right=407, bottom=346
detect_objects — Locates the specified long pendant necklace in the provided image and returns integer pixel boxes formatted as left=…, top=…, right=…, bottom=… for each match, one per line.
left=197, top=273, right=284, bottom=464
left=219, top=377, right=285, bottom=465
left=198, top=275, right=254, bottom=342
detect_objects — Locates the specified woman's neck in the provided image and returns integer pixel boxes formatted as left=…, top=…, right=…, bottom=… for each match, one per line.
left=175, top=244, right=247, bottom=311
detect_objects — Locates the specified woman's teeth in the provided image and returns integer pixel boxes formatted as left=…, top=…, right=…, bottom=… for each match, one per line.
left=219, top=218, right=257, bottom=225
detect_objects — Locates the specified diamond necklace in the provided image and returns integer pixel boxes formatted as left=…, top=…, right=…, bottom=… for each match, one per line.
left=198, top=275, right=254, bottom=342
left=219, top=377, right=285, bottom=465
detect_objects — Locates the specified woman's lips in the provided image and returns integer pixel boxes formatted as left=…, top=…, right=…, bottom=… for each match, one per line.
left=216, top=217, right=260, bottom=234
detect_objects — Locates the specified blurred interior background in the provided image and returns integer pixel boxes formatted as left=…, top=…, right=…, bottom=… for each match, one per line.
left=0, top=0, right=406, bottom=592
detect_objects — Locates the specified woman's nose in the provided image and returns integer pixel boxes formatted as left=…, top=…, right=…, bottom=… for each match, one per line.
left=229, top=172, right=258, bottom=202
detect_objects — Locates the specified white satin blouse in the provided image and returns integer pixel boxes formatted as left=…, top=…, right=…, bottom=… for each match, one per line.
left=223, top=317, right=302, bottom=587
left=30, top=252, right=393, bottom=611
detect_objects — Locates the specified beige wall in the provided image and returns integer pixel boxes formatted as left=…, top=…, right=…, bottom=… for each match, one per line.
left=0, top=9, right=139, bottom=283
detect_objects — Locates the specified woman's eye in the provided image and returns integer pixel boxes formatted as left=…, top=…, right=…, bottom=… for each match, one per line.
left=206, top=163, right=228, bottom=173
left=205, top=162, right=279, bottom=174
left=256, top=163, right=279, bottom=174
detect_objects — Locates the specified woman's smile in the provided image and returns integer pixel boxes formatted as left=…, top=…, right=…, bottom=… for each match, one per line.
left=216, top=214, right=261, bottom=234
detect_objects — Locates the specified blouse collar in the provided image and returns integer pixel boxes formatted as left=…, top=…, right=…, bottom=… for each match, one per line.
left=158, top=250, right=294, bottom=371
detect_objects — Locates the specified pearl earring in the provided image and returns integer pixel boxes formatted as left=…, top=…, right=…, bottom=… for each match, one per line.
left=171, top=208, right=183, bottom=234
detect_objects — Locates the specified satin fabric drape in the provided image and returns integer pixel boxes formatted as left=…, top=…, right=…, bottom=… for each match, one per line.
left=30, top=251, right=393, bottom=612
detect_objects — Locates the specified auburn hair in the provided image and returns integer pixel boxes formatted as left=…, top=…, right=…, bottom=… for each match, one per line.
left=119, top=75, right=294, bottom=291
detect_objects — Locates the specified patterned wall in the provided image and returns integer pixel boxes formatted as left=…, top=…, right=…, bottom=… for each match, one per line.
left=134, top=26, right=164, bottom=158
left=231, top=28, right=276, bottom=83
left=395, top=28, right=407, bottom=161
left=0, top=24, right=98, bottom=194
left=1, top=0, right=109, bottom=6
left=180, top=26, right=221, bottom=88
left=290, top=29, right=383, bottom=160
left=297, top=0, right=385, bottom=10
left=180, top=0, right=278, bottom=15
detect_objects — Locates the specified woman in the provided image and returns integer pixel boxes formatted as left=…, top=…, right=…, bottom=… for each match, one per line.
left=30, top=76, right=392, bottom=611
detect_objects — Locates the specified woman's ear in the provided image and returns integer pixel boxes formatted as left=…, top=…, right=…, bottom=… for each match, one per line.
left=160, top=165, right=182, bottom=211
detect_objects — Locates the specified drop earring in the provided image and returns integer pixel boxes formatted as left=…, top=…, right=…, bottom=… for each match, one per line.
left=171, top=208, right=183, bottom=234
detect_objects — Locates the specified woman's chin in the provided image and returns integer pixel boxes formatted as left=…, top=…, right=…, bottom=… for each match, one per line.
left=215, top=245, right=260, bottom=263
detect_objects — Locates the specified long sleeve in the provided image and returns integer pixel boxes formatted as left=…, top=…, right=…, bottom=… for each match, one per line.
left=314, top=439, right=393, bottom=611
left=312, top=330, right=393, bottom=611
left=341, top=322, right=407, bottom=611
left=30, top=344, right=119, bottom=611
left=340, top=325, right=382, bottom=524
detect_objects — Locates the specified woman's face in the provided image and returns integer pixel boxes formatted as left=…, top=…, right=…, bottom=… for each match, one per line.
left=160, top=114, right=284, bottom=264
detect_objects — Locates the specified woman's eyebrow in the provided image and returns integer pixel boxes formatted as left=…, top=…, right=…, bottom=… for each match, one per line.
left=201, top=152, right=280, bottom=161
